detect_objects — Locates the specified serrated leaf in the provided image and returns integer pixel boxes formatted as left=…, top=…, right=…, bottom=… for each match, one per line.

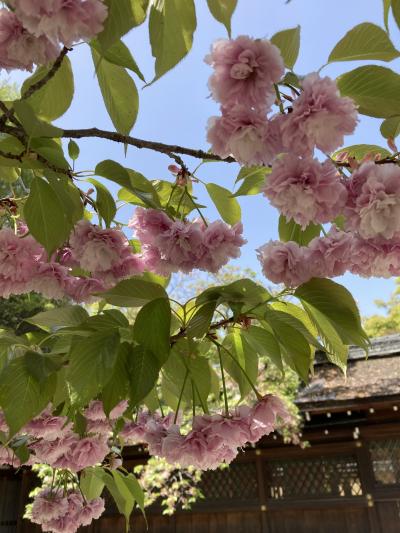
left=337, top=65, right=400, bottom=118
left=100, top=277, right=168, bottom=307
left=186, top=301, right=216, bottom=339
left=91, top=39, right=145, bottom=82
left=271, top=26, right=300, bottom=69
left=206, top=183, right=241, bottom=224
left=149, top=0, right=197, bottom=82
left=87, top=177, right=116, bottom=227
left=21, top=57, right=74, bottom=121
left=133, top=298, right=171, bottom=363
left=222, top=329, right=258, bottom=398
left=92, top=49, right=139, bottom=135
left=242, top=326, right=282, bottom=371
left=329, top=22, right=399, bottom=63
left=80, top=467, right=105, bottom=500
left=102, top=343, right=130, bottom=415
left=332, top=143, right=392, bottom=161
left=67, top=331, right=120, bottom=404
left=233, top=173, right=265, bottom=197
left=26, top=305, right=88, bottom=331
left=380, top=115, right=400, bottom=138
left=24, top=177, right=71, bottom=255
left=14, top=101, right=63, bottom=138
left=128, top=345, right=160, bottom=405
left=278, top=215, right=321, bottom=246
left=98, top=0, right=149, bottom=50
left=206, top=0, right=237, bottom=37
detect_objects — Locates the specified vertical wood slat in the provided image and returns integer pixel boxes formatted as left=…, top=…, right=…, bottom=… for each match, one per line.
left=355, top=441, right=382, bottom=533
left=255, top=454, right=269, bottom=533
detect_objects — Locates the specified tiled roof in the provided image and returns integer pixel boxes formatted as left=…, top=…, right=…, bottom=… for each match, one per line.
left=296, top=334, right=400, bottom=409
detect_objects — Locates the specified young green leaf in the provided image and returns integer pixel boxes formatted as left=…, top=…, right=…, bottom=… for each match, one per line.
left=80, top=468, right=105, bottom=500
left=149, top=0, right=197, bottom=82
left=242, top=326, right=283, bottom=371
left=98, top=0, right=149, bottom=50
left=91, top=39, right=145, bottom=81
left=380, top=115, right=400, bottom=138
left=271, top=26, right=301, bottom=69
left=87, top=178, right=117, bottom=227
left=186, top=301, right=217, bottom=339
left=278, top=215, right=321, bottom=246
left=102, top=343, right=130, bottom=415
left=68, top=140, right=80, bottom=160
left=128, top=345, right=161, bottom=405
left=206, top=0, right=237, bottom=37
left=222, top=330, right=258, bottom=398
left=133, top=298, right=171, bottom=363
left=26, top=305, right=88, bottom=330
left=24, top=177, right=71, bottom=256
left=92, top=49, right=139, bottom=135
left=14, top=101, right=63, bottom=138
left=329, top=22, right=399, bottom=63
left=206, top=183, right=241, bottom=224
left=100, top=277, right=168, bottom=307
left=21, top=57, right=74, bottom=121
left=332, top=144, right=392, bottom=161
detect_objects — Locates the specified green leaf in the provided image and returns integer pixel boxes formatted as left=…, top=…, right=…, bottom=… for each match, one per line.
left=329, top=22, right=399, bottom=63
left=87, top=178, right=116, bottom=227
left=92, top=49, right=139, bottom=135
left=0, top=352, right=56, bottom=435
left=68, top=140, right=80, bottom=160
left=235, top=166, right=269, bottom=184
left=242, top=326, right=283, bottom=372
left=47, top=176, right=83, bottom=225
left=128, top=345, right=160, bottom=405
left=278, top=215, right=321, bottom=246
left=110, top=470, right=137, bottom=531
left=271, top=26, right=301, bottom=69
left=80, top=468, right=105, bottom=500
left=21, top=57, right=74, bottom=121
left=332, top=143, right=392, bottom=161
left=337, top=65, right=400, bottom=118
left=101, top=277, right=168, bottom=307
left=206, top=183, right=241, bottom=224
left=384, top=0, right=391, bottom=31
left=295, top=278, right=369, bottom=351
left=24, top=177, right=70, bottom=255
left=264, top=309, right=312, bottom=382
left=206, top=0, right=237, bottom=37
left=149, top=0, right=197, bottom=82
left=98, top=0, right=149, bottom=50
left=380, top=115, right=400, bottom=138
left=233, top=172, right=265, bottom=197
left=392, top=0, right=400, bottom=30
left=14, top=101, right=63, bottom=138
left=197, top=278, right=271, bottom=309
left=133, top=298, right=171, bottom=363
left=91, top=39, right=145, bottom=82
left=26, top=306, right=88, bottom=331
left=30, top=138, right=69, bottom=170
left=222, top=330, right=258, bottom=398
left=186, top=301, right=216, bottom=339
left=102, top=343, right=130, bottom=414
left=67, top=331, right=120, bottom=404
left=123, top=473, right=146, bottom=520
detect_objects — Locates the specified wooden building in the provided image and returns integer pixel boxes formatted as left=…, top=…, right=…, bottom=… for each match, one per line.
left=1, top=334, right=400, bottom=533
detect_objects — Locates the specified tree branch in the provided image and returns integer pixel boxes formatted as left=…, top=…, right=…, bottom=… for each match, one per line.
left=61, top=128, right=236, bottom=163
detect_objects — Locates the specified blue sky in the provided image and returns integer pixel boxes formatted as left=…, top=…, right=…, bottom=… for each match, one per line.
left=5, top=0, right=400, bottom=316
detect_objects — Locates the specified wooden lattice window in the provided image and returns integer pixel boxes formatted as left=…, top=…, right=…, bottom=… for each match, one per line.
left=369, top=438, right=400, bottom=486
left=264, top=456, right=363, bottom=500
left=196, top=462, right=259, bottom=505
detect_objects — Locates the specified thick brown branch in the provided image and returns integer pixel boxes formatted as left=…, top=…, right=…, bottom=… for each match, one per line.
left=61, top=128, right=237, bottom=163
left=22, top=47, right=70, bottom=101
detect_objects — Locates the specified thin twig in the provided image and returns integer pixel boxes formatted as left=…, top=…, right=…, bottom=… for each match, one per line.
left=61, top=128, right=237, bottom=163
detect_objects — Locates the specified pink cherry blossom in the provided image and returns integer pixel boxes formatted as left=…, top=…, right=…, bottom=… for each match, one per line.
left=84, top=400, right=106, bottom=421
left=257, top=240, right=311, bottom=287
left=65, top=276, right=105, bottom=303
left=129, top=207, right=172, bottom=245
left=207, top=106, right=273, bottom=165
left=206, top=36, right=284, bottom=110
left=345, top=162, right=400, bottom=240
left=31, top=489, right=69, bottom=524
left=248, top=395, right=291, bottom=443
left=307, top=228, right=353, bottom=278
left=23, top=411, right=72, bottom=441
left=0, top=228, right=43, bottom=297
left=199, top=221, right=246, bottom=273
left=263, top=154, right=347, bottom=228
left=78, top=498, right=105, bottom=526
left=60, top=436, right=109, bottom=471
left=280, top=73, right=358, bottom=155
left=30, top=434, right=79, bottom=466
left=11, top=0, right=108, bottom=47
left=109, top=400, right=129, bottom=420
left=0, top=8, right=59, bottom=71
left=30, top=262, right=70, bottom=299
left=0, top=410, right=8, bottom=433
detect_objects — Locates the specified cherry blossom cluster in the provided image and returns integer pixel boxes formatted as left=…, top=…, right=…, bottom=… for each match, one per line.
left=206, top=37, right=357, bottom=168
left=0, top=221, right=145, bottom=302
left=129, top=207, right=246, bottom=275
left=258, top=162, right=400, bottom=286
left=120, top=395, right=290, bottom=470
left=29, top=489, right=104, bottom=533
left=0, top=0, right=107, bottom=71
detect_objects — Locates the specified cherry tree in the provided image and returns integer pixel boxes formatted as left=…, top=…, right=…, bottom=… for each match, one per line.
left=0, top=0, right=398, bottom=530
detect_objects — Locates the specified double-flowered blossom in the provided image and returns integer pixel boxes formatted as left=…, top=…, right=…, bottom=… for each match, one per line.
left=280, top=73, right=358, bottom=156
left=121, top=395, right=290, bottom=470
left=9, top=0, right=107, bottom=47
left=129, top=208, right=246, bottom=275
left=30, top=489, right=105, bottom=533
left=263, top=154, right=347, bottom=228
left=344, top=162, right=400, bottom=241
left=0, top=9, right=59, bottom=71
left=206, top=36, right=284, bottom=110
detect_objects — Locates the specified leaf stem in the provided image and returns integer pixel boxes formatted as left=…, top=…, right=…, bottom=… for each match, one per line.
left=217, top=345, right=229, bottom=416
left=174, top=369, right=189, bottom=424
